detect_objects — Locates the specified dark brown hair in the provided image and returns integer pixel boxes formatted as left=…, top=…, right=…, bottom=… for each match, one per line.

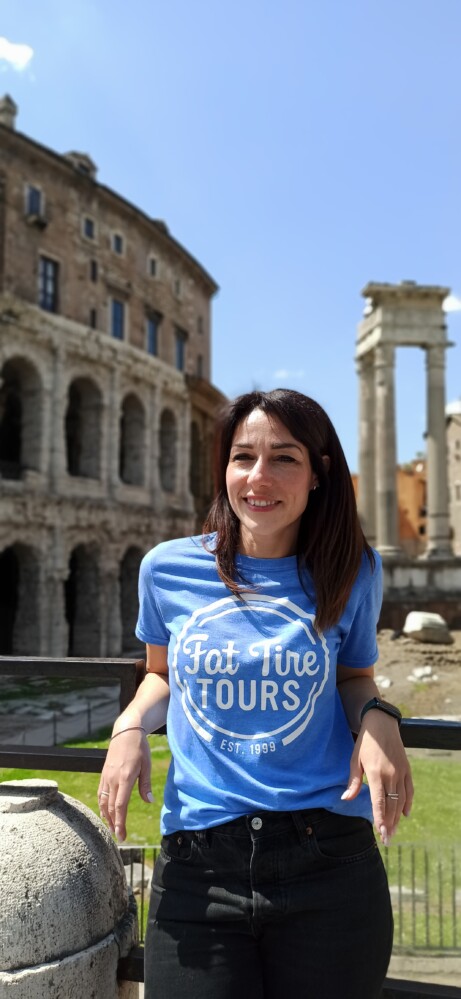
left=202, top=388, right=374, bottom=630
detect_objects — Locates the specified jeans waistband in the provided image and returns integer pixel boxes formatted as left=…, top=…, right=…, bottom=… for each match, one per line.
left=198, top=807, right=329, bottom=840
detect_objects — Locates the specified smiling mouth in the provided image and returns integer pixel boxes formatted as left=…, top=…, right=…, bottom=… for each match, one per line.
left=244, top=498, right=280, bottom=509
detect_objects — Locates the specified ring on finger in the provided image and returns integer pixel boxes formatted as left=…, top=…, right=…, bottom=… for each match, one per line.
left=385, top=792, right=399, bottom=800
left=99, top=791, right=110, bottom=797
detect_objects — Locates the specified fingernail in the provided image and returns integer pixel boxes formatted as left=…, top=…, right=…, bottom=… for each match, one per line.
left=147, top=792, right=154, bottom=803
left=341, top=789, right=352, bottom=800
left=380, top=825, right=390, bottom=847
left=115, top=826, right=125, bottom=844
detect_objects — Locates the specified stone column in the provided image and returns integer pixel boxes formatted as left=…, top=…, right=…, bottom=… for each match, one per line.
left=357, top=353, right=376, bottom=545
left=100, top=562, right=122, bottom=657
left=147, top=383, right=160, bottom=503
left=46, top=526, right=69, bottom=656
left=178, top=397, right=194, bottom=512
left=374, top=343, right=400, bottom=554
left=107, top=366, right=121, bottom=498
left=425, top=346, right=453, bottom=556
left=49, top=344, right=67, bottom=492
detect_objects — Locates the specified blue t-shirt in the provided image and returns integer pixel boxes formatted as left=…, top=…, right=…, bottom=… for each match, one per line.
left=136, top=534, right=382, bottom=834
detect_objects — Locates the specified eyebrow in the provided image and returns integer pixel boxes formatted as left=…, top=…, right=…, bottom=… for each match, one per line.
left=230, top=441, right=303, bottom=452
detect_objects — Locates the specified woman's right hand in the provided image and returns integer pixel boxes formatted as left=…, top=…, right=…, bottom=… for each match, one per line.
left=98, top=725, right=153, bottom=843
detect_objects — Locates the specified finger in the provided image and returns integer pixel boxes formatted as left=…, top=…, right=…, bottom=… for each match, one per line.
left=402, top=771, right=414, bottom=817
left=340, top=774, right=363, bottom=801
left=113, top=780, right=136, bottom=843
left=138, top=749, right=154, bottom=804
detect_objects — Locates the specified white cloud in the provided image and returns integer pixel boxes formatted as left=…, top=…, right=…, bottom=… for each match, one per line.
left=273, top=368, right=305, bottom=381
left=0, top=37, right=34, bottom=72
left=443, top=294, right=461, bottom=313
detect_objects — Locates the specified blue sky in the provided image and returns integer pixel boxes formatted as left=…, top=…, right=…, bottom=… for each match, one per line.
left=1, top=0, right=460, bottom=470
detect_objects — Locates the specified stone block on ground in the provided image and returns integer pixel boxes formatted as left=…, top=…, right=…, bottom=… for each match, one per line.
left=403, top=611, right=453, bottom=645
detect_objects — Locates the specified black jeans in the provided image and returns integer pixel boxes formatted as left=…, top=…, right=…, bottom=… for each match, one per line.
left=145, top=809, right=393, bottom=999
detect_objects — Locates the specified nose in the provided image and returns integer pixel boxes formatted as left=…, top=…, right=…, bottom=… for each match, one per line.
left=247, top=456, right=271, bottom=485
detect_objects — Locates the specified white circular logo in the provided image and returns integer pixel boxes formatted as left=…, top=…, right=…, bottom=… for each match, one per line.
left=171, top=594, right=329, bottom=746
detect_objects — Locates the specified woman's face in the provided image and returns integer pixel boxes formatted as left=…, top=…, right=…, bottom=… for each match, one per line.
left=225, top=408, right=318, bottom=558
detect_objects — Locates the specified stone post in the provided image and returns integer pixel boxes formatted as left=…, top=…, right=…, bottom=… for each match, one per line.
left=357, top=353, right=376, bottom=544
left=374, top=343, right=400, bottom=554
left=425, top=346, right=453, bottom=556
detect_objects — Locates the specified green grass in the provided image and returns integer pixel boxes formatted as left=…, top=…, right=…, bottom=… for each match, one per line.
left=0, top=729, right=170, bottom=845
left=2, top=742, right=461, bottom=949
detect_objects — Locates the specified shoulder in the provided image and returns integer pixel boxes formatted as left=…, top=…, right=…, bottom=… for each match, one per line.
left=141, top=534, right=216, bottom=572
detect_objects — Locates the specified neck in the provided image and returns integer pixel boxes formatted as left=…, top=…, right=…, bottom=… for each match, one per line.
left=237, top=527, right=298, bottom=559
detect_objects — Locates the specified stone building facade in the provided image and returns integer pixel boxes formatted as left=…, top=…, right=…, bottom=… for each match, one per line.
left=0, top=95, right=225, bottom=658
left=447, top=399, right=461, bottom=556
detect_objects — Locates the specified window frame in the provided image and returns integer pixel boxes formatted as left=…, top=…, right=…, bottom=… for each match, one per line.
left=146, top=311, right=162, bottom=357
left=112, top=232, right=125, bottom=256
left=110, top=297, right=126, bottom=340
left=82, top=216, right=97, bottom=241
left=38, top=255, right=59, bottom=313
left=25, top=183, right=44, bottom=218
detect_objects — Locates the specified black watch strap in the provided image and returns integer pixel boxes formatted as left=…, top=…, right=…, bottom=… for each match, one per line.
left=360, top=697, right=402, bottom=728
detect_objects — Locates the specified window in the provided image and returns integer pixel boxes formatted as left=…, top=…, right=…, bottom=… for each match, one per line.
left=26, top=185, right=42, bottom=216
left=89, top=308, right=97, bottom=329
left=111, top=299, right=125, bottom=340
left=146, top=312, right=161, bottom=356
left=196, top=354, right=203, bottom=377
left=173, top=277, right=182, bottom=299
left=175, top=328, right=187, bottom=371
left=38, top=256, right=59, bottom=312
left=83, top=217, right=95, bottom=239
left=148, top=256, right=158, bottom=277
left=197, top=316, right=204, bottom=335
left=90, top=260, right=98, bottom=282
left=112, top=233, right=124, bottom=255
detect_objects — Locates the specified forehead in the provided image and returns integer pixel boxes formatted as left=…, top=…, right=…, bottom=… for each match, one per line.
left=231, top=408, right=300, bottom=445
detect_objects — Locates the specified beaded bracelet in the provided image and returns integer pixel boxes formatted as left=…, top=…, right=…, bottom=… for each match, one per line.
left=110, top=726, right=147, bottom=741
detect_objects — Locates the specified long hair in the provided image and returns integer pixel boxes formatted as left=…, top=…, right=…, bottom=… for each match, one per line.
left=202, top=388, right=374, bottom=631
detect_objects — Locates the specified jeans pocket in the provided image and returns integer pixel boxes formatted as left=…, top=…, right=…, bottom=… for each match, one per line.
left=308, top=813, right=378, bottom=864
left=160, top=831, right=199, bottom=864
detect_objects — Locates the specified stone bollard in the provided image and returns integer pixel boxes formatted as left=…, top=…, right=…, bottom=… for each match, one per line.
left=0, top=779, right=139, bottom=998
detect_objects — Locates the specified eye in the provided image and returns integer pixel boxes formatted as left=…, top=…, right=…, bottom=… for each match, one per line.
left=231, top=452, right=253, bottom=462
left=275, top=454, right=297, bottom=463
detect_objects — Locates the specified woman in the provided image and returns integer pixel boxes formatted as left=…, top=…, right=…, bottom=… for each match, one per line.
left=99, top=388, right=413, bottom=999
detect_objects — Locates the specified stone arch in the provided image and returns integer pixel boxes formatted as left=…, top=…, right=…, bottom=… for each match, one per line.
left=0, top=543, right=40, bottom=654
left=159, top=408, right=177, bottom=492
left=119, top=393, right=145, bottom=486
left=65, top=377, right=102, bottom=478
left=189, top=419, right=202, bottom=498
left=0, top=356, right=43, bottom=479
left=65, top=544, right=101, bottom=655
left=120, top=546, right=144, bottom=652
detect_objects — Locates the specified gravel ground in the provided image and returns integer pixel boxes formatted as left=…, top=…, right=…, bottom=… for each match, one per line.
left=376, top=629, right=461, bottom=720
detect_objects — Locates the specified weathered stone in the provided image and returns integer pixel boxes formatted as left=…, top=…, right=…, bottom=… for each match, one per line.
left=403, top=611, right=453, bottom=644
left=0, top=778, right=138, bottom=998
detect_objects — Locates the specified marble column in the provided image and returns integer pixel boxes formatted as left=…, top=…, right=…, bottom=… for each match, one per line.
left=425, top=346, right=453, bottom=556
left=357, top=354, right=376, bottom=545
left=374, top=343, right=400, bottom=554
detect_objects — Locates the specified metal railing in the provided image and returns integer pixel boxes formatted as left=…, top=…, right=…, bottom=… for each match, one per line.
left=1, top=655, right=461, bottom=998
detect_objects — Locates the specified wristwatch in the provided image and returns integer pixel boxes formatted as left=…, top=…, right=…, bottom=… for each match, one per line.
left=360, top=697, right=402, bottom=728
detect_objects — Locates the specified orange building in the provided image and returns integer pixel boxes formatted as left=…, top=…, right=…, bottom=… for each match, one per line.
left=352, top=459, right=427, bottom=555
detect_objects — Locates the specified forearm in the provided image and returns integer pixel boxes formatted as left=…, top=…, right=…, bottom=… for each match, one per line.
left=112, top=672, right=170, bottom=736
left=337, top=674, right=381, bottom=734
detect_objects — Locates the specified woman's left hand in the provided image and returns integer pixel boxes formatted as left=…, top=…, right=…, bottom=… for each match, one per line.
left=341, top=710, right=414, bottom=846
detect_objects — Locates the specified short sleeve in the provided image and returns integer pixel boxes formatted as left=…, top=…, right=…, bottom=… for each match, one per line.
left=135, top=550, right=169, bottom=646
left=338, top=557, right=383, bottom=668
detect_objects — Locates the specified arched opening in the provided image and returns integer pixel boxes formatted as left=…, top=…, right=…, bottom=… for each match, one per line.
left=65, top=544, right=100, bottom=655
left=0, top=357, right=42, bottom=479
left=119, top=394, right=145, bottom=486
left=189, top=420, right=202, bottom=498
left=159, top=408, right=177, bottom=492
left=0, top=547, right=19, bottom=652
left=120, top=546, right=144, bottom=653
left=65, top=377, right=102, bottom=478
left=0, top=543, right=40, bottom=654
